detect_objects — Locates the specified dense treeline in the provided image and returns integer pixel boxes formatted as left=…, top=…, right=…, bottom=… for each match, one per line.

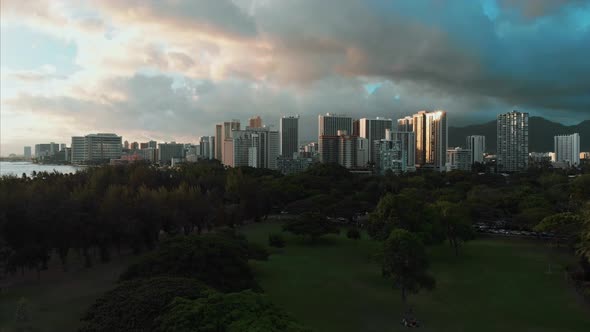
left=1, top=160, right=589, bottom=279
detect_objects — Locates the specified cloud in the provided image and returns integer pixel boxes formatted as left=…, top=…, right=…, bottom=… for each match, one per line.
left=3, top=65, right=68, bottom=82
left=1, top=0, right=589, bottom=155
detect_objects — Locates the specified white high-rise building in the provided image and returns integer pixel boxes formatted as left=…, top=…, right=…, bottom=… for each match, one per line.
left=199, top=136, right=215, bottom=159
left=70, top=133, right=122, bottom=164
left=377, top=130, right=416, bottom=174
left=359, top=117, right=393, bottom=163
left=158, top=142, right=185, bottom=165
left=497, top=111, right=529, bottom=172
left=466, top=135, right=486, bottom=164
left=232, top=128, right=279, bottom=170
left=24, top=146, right=32, bottom=159
left=554, top=133, right=580, bottom=166
left=280, top=115, right=299, bottom=158
left=447, top=147, right=472, bottom=171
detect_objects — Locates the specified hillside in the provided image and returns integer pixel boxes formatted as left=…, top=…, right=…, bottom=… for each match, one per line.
left=449, top=117, right=590, bottom=153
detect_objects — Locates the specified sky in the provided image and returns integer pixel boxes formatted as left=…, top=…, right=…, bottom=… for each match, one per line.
left=1, top=0, right=589, bottom=155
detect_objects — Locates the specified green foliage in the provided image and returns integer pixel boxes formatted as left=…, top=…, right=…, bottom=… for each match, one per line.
left=268, top=233, right=286, bottom=248
left=534, top=213, right=583, bottom=236
left=120, top=232, right=260, bottom=292
left=79, top=277, right=211, bottom=332
left=431, top=200, right=474, bottom=255
left=282, top=212, right=339, bottom=242
left=346, top=228, right=361, bottom=240
left=156, top=290, right=312, bottom=332
left=382, top=229, right=435, bottom=303
left=367, top=191, right=442, bottom=243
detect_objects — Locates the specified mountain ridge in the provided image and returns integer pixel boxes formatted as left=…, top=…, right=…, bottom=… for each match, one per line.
left=449, top=117, right=590, bottom=153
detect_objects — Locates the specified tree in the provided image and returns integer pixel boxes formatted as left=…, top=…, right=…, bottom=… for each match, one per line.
left=578, top=202, right=590, bottom=263
left=534, top=212, right=583, bottom=247
left=155, top=290, right=312, bottom=332
left=80, top=277, right=211, bottom=332
left=282, top=212, right=339, bottom=243
left=382, top=229, right=435, bottom=308
left=431, top=201, right=474, bottom=256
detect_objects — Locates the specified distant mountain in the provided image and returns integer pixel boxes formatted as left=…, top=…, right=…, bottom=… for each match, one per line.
left=449, top=117, right=590, bottom=153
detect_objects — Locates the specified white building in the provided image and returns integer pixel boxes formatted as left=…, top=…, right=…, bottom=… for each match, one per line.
left=158, top=142, right=185, bottom=165
left=466, top=135, right=485, bottom=164
left=24, top=146, right=32, bottom=159
left=447, top=147, right=472, bottom=171
left=199, top=136, right=215, bottom=159
left=554, top=133, right=580, bottom=167
left=233, top=127, right=280, bottom=170
left=71, top=133, right=122, bottom=164
left=376, top=130, right=416, bottom=174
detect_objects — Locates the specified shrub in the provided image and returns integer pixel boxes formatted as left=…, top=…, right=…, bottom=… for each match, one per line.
left=268, top=233, right=286, bottom=248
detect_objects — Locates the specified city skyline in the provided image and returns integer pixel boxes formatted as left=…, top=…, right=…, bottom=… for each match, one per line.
left=1, top=1, right=589, bottom=155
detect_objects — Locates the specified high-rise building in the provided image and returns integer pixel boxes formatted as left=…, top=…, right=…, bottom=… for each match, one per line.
left=232, top=128, right=279, bottom=169
left=138, top=147, right=158, bottom=163
left=60, top=143, right=66, bottom=151
left=140, top=142, right=148, bottom=149
left=554, top=133, right=580, bottom=166
left=199, top=136, right=215, bottom=159
left=318, top=130, right=368, bottom=169
left=339, top=132, right=368, bottom=169
left=71, top=133, right=122, bottom=164
left=319, top=113, right=353, bottom=136
left=280, top=115, right=299, bottom=158
left=24, top=146, right=32, bottom=159
left=34, top=142, right=60, bottom=158
left=466, top=135, right=486, bottom=164
left=148, top=140, right=158, bottom=149
left=215, top=124, right=223, bottom=160
left=318, top=113, right=353, bottom=164
left=497, top=111, right=529, bottom=172
left=221, top=120, right=240, bottom=166
left=71, top=137, right=86, bottom=163
left=130, top=142, right=139, bottom=150
left=376, top=130, right=416, bottom=174
left=158, top=142, right=185, bottom=165
left=410, top=110, right=447, bottom=170
left=359, top=117, right=393, bottom=164
left=248, top=116, right=263, bottom=128
left=397, top=116, right=413, bottom=132
left=447, top=147, right=472, bottom=171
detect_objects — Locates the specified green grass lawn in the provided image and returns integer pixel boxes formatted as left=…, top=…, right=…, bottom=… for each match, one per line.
left=243, top=222, right=590, bottom=332
left=0, top=254, right=138, bottom=332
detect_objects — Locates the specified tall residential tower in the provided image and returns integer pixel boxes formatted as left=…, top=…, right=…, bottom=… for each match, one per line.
left=280, top=115, right=299, bottom=158
left=497, top=111, right=529, bottom=172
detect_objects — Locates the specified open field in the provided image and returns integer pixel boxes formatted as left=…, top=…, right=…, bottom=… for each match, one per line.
left=1, top=221, right=588, bottom=332
left=0, top=254, right=138, bottom=332
left=243, top=222, right=590, bottom=332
